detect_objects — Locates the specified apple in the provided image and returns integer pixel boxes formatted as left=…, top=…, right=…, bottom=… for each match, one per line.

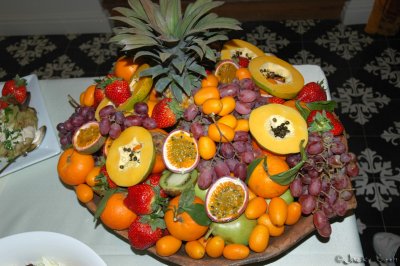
left=210, top=214, right=257, bottom=245
left=194, top=182, right=208, bottom=201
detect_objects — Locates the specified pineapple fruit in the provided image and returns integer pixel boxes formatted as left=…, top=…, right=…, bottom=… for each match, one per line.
left=109, top=0, right=241, bottom=106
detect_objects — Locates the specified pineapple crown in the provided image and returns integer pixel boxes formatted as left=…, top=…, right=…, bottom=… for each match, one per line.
left=109, top=0, right=241, bottom=102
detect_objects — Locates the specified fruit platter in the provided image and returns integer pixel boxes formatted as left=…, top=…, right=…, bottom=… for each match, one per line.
left=55, top=0, right=359, bottom=264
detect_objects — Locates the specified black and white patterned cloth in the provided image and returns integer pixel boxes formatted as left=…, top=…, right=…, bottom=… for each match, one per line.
left=1, top=19, right=399, bottom=265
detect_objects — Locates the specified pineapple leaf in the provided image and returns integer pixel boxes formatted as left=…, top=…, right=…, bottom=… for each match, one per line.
left=171, top=83, right=183, bottom=102
left=110, top=15, right=151, bottom=32
left=159, top=52, right=173, bottom=63
left=155, top=77, right=172, bottom=93
left=184, top=0, right=216, bottom=17
left=204, top=46, right=217, bottom=62
left=109, top=34, right=159, bottom=49
left=189, top=15, right=242, bottom=34
left=182, top=75, right=193, bottom=96
left=202, top=33, right=229, bottom=44
left=172, top=74, right=184, bottom=89
left=178, top=1, right=224, bottom=36
left=134, top=50, right=159, bottom=62
left=187, top=61, right=207, bottom=77
left=127, top=0, right=149, bottom=21
left=112, top=25, right=156, bottom=38
left=160, top=0, right=181, bottom=37
left=172, top=59, right=185, bottom=74
left=140, top=65, right=169, bottom=78
left=186, top=44, right=204, bottom=59
left=140, top=0, right=165, bottom=35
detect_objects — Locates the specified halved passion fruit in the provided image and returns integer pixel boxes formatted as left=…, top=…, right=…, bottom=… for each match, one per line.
left=162, top=130, right=199, bottom=174
left=72, top=121, right=106, bottom=154
left=214, top=59, right=239, bottom=84
left=205, top=176, right=249, bottom=223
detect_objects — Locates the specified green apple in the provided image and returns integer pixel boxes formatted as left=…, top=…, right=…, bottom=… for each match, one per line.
left=210, top=214, right=257, bottom=245
left=194, top=183, right=208, bottom=201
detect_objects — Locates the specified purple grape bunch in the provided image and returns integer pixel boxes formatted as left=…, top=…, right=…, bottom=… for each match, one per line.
left=179, top=78, right=268, bottom=190
left=56, top=106, right=96, bottom=148
left=98, top=102, right=157, bottom=139
left=288, top=131, right=359, bottom=237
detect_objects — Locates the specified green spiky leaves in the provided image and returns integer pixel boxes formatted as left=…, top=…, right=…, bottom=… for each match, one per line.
left=109, top=0, right=242, bottom=102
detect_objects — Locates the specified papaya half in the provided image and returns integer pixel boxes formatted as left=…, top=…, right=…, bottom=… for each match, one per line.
left=248, top=55, right=304, bottom=99
left=220, top=39, right=265, bottom=60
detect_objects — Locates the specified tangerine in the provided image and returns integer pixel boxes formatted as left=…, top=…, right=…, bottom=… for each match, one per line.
left=285, top=201, right=302, bottom=225
left=247, top=155, right=289, bottom=198
left=85, top=166, right=101, bottom=187
left=257, top=213, right=285, bottom=237
left=75, top=183, right=94, bottom=203
left=268, top=197, right=288, bottom=227
left=198, top=136, right=217, bottom=160
left=57, top=148, right=95, bottom=186
left=100, top=193, right=137, bottom=230
left=155, top=235, right=182, bottom=257
left=164, top=195, right=208, bottom=241
left=201, top=73, right=219, bottom=88
left=235, top=68, right=252, bottom=80
left=194, top=86, right=220, bottom=106
left=151, top=153, right=166, bottom=174
left=202, top=98, right=223, bottom=115
left=114, top=56, right=138, bottom=82
left=218, top=96, right=236, bottom=116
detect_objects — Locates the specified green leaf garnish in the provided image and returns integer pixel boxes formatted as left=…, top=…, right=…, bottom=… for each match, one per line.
left=246, top=157, right=263, bottom=183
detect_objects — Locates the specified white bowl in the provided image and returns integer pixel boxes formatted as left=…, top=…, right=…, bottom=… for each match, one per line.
left=0, top=231, right=106, bottom=266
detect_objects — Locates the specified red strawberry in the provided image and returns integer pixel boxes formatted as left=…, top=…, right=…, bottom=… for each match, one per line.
left=93, top=88, right=105, bottom=107
left=0, top=99, right=9, bottom=109
left=237, top=56, right=250, bottom=68
left=14, top=86, right=27, bottom=104
left=307, top=110, right=344, bottom=136
left=100, top=165, right=117, bottom=189
left=124, top=182, right=167, bottom=215
left=145, top=173, right=168, bottom=198
left=151, top=98, right=183, bottom=128
left=102, top=77, right=131, bottom=106
left=296, top=81, right=327, bottom=103
left=2, top=75, right=28, bottom=104
left=128, top=216, right=165, bottom=250
left=267, top=96, right=285, bottom=104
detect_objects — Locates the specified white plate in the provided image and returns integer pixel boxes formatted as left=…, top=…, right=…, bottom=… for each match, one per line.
left=0, top=231, right=107, bottom=266
left=0, top=74, right=61, bottom=177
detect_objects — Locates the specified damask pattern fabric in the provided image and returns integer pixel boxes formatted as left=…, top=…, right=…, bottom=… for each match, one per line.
left=0, top=19, right=399, bottom=265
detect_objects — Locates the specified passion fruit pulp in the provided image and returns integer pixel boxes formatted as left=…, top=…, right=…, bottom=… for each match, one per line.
left=162, top=129, right=199, bottom=174
left=205, top=176, right=249, bottom=223
left=72, top=121, right=105, bottom=154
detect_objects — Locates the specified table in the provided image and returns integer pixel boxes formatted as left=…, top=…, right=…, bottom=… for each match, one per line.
left=0, top=66, right=365, bottom=266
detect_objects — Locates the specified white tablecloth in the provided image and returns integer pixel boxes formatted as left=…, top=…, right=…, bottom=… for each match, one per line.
left=0, top=65, right=365, bottom=266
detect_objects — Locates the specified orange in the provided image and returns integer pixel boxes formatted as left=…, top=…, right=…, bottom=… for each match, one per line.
left=75, top=183, right=94, bottom=203
left=245, top=196, right=268, bottom=219
left=193, top=86, right=220, bottom=106
left=156, top=235, right=182, bottom=257
left=100, top=193, right=137, bottom=230
left=222, top=244, right=250, bottom=260
left=185, top=240, right=206, bottom=259
left=164, top=196, right=208, bottom=241
left=218, top=114, right=237, bottom=129
left=268, top=197, right=288, bottom=227
left=257, top=213, right=285, bottom=237
left=57, top=148, right=95, bottom=186
left=198, top=136, right=217, bottom=160
left=208, top=123, right=235, bottom=143
left=151, top=153, right=166, bottom=174
left=205, top=236, right=225, bottom=258
left=249, top=224, right=270, bottom=253
left=218, top=96, right=236, bottom=116
left=85, top=166, right=101, bottom=187
left=201, top=74, right=219, bottom=88
left=285, top=201, right=302, bottom=225
left=235, top=68, right=252, bottom=80
left=202, top=98, right=223, bottom=115
left=247, top=155, right=289, bottom=198
left=80, top=84, right=96, bottom=107
left=114, top=56, right=138, bottom=82
left=283, top=99, right=308, bottom=113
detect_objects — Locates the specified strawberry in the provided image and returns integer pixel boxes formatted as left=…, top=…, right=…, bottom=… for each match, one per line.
left=128, top=216, right=166, bottom=250
left=14, top=86, right=27, bottom=104
left=2, top=75, right=28, bottom=104
left=93, top=88, right=105, bottom=107
left=307, top=110, right=344, bottom=136
left=296, top=81, right=327, bottom=103
left=151, top=98, right=183, bottom=128
left=101, top=76, right=131, bottom=106
left=0, top=99, right=9, bottom=109
left=267, top=96, right=285, bottom=104
left=124, top=182, right=167, bottom=215
left=237, top=56, right=250, bottom=68
left=145, top=173, right=168, bottom=198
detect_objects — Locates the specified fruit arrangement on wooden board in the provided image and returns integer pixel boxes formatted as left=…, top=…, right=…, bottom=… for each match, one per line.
left=55, top=0, right=359, bottom=264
